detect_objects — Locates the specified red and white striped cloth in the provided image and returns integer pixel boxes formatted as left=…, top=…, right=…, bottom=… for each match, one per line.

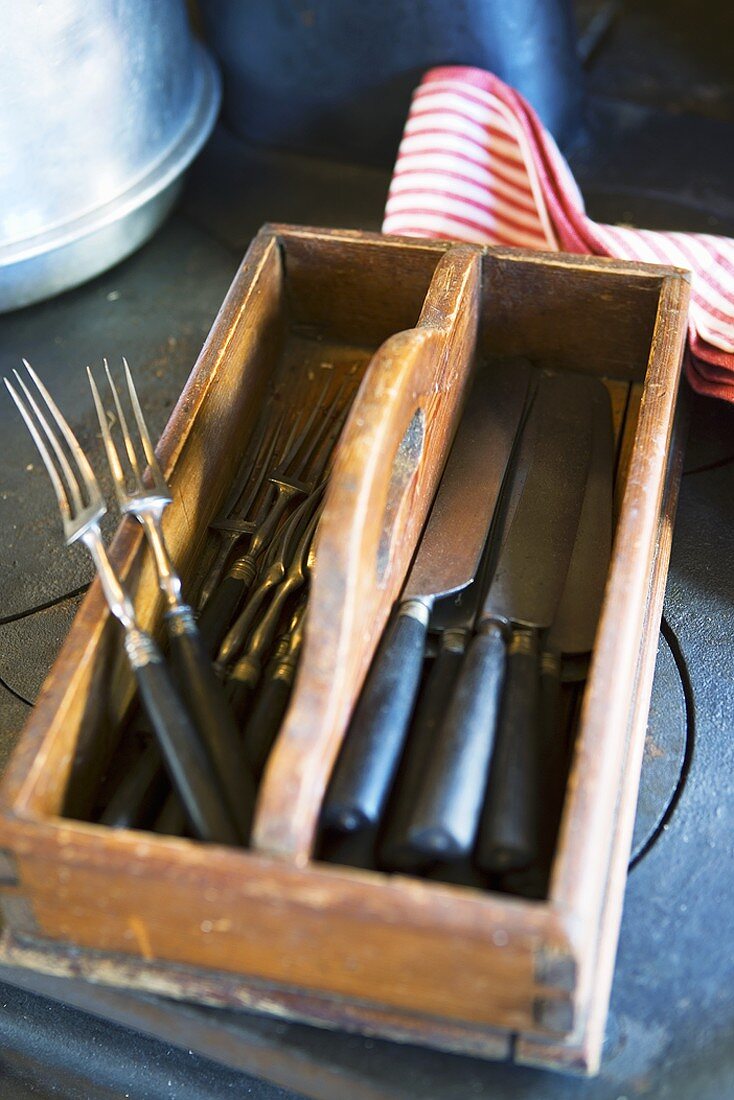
left=383, top=66, right=734, bottom=401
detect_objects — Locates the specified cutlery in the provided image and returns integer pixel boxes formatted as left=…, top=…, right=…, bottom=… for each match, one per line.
left=5, top=361, right=240, bottom=846
left=198, top=378, right=351, bottom=653
left=216, top=484, right=323, bottom=670
left=477, top=374, right=607, bottom=871
left=321, top=358, right=535, bottom=835
left=226, top=502, right=322, bottom=722
left=406, top=372, right=595, bottom=868
left=88, top=358, right=256, bottom=842
left=197, top=411, right=284, bottom=610
left=379, top=554, right=497, bottom=872
left=240, top=598, right=307, bottom=777
left=518, top=379, right=615, bottom=892
left=99, top=739, right=168, bottom=830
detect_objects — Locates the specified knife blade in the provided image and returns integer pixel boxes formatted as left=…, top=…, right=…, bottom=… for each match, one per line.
left=511, top=378, right=615, bottom=895
left=548, top=380, right=614, bottom=659
left=320, top=358, right=535, bottom=834
left=477, top=373, right=603, bottom=872
left=405, top=372, right=594, bottom=866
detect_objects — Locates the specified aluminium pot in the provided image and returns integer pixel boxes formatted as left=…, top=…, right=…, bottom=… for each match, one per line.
left=0, top=0, right=220, bottom=312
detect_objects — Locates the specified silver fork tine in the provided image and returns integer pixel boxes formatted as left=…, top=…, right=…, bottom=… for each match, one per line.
left=123, top=356, right=167, bottom=494
left=4, top=376, right=73, bottom=527
left=21, top=358, right=101, bottom=514
left=88, top=366, right=126, bottom=509
left=14, top=368, right=86, bottom=517
left=103, top=357, right=145, bottom=492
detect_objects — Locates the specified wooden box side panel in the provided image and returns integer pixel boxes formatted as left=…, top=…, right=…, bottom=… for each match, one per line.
left=479, top=248, right=678, bottom=380
left=272, top=224, right=454, bottom=347
left=551, top=272, right=690, bottom=949
left=0, top=816, right=569, bottom=1034
left=0, top=931, right=513, bottom=1064
left=515, top=401, right=688, bottom=1075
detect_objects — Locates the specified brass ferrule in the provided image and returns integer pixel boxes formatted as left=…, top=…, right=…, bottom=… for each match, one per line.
left=509, top=628, right=537, bottom=658
left=441, top=629, right=467, bottom=654
left=541, top=648, right=562, bottom=677
left=230, top=655, right=259, bottom=688
left=273, top=659, right=297, bottom=685
left=230, top=557, right=257, bottom=585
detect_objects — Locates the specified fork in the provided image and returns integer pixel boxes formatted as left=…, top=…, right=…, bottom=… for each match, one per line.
left=215, top=482, right=325, bottom=670
left=198, top=377, right=353, bottom=654
left=4, top=360, right=241, bottom=847
left=196, top=408, right=284, bottom=611
left=87, top=358, right=256, bottom=841
left=226, top=502, right=323, bottom=723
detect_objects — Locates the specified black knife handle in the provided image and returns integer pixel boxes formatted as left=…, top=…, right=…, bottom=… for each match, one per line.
left=125, top=630, right=241, bottom=846
left=497, top=648, right=563, bottom=900
left=99, top=741, right=168, bottom=830
left=166, top=606, right=256, bottom=840
left=226, top=649, right=262, bottom=728
left=321, top=601, right=430, bottom=833
left=477, top=627, right=541, bottom=873
left=426, top=859, right=494, bottom=891
left=380, top=633, right=466, bottom=872
left=405, top=621, right=507, bottom=860
left=197, top=572, right=253, bottom=657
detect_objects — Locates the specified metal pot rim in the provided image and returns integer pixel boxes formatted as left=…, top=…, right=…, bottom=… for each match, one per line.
left=0, top=41, right=220, bottom=268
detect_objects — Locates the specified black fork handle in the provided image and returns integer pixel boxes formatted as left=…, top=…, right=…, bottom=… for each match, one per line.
left=125, top=629, right=242, bottom=846
left=166, top=606, right=256, bottom=840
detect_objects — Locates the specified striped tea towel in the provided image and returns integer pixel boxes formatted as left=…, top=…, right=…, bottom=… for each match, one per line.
left=383, top=66, right=734, bottom=401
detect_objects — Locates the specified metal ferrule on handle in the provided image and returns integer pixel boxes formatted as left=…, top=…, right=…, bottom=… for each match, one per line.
left=398, top=597, right=431, bottom=627
left=123, top=626, right=161, bottom=669
left=165, top=603, right=198, bottom=637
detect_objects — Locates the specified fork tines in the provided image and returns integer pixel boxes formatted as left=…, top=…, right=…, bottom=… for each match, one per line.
left=88, top=357, right=170, bottom=509
left=4, top=359, right=105, bottom=542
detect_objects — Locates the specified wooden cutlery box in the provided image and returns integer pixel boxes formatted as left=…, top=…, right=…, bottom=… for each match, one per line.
left=0, top=226, right=689, bottom=1074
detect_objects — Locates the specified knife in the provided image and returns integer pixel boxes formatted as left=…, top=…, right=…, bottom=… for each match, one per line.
left=406, top=372, right=594, bottom=867
left=378, top=604, right=474, bottom=872
left=477, top=374, right=605, bottom=873
left=320, top=358, right=535, bottom=835
left=506, top=379, right=615, bottom=894
left=379, top=525, right=509, bottom=872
